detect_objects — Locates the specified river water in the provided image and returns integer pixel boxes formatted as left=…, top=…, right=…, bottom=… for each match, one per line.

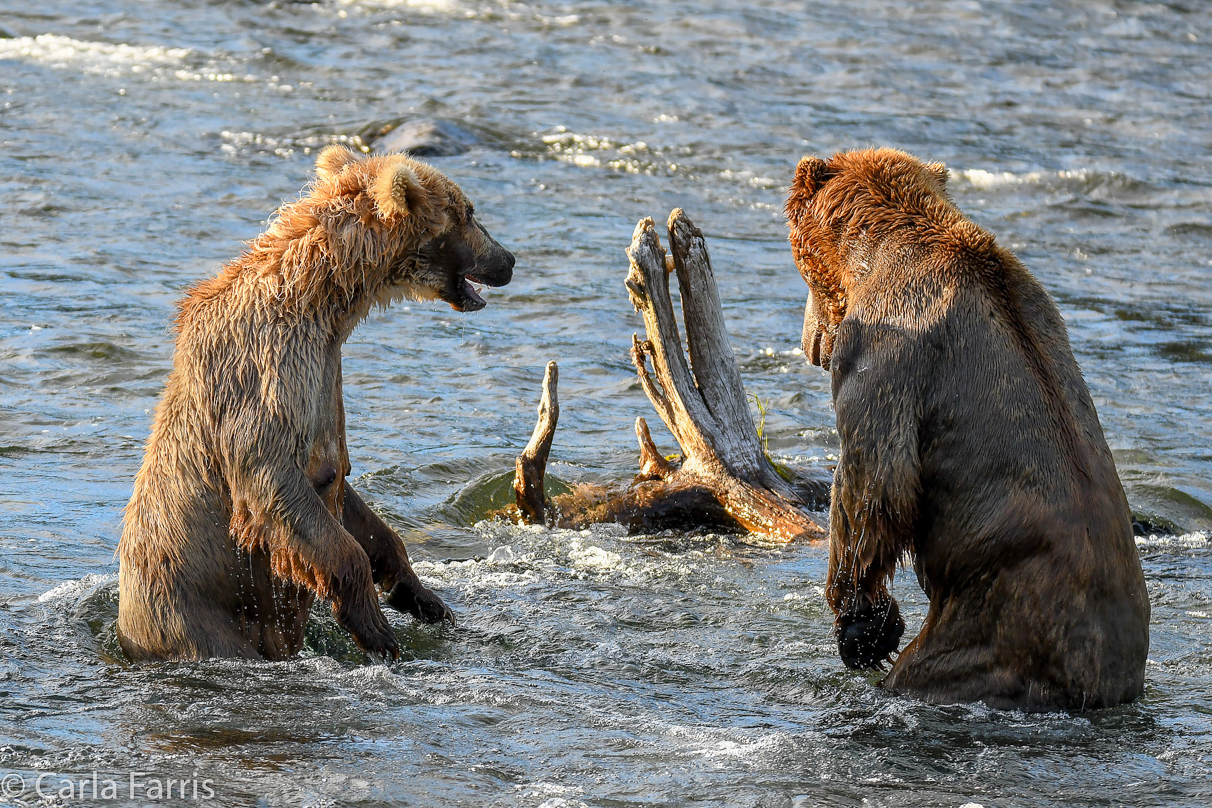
left=1, top=1, right=1210, bottom=806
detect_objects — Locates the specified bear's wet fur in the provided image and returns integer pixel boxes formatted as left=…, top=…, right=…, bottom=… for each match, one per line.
left=118, top=146, right=514, bottom=661
left=786, top=147, right=1149, bottom=711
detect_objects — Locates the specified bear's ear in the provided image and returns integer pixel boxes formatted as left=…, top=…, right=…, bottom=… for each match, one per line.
left=786, top=155, right=833, bottom=221
left=792, top=156, right=833, bottom=197
left=372, top=162, right=442, bottom=223
left=925, top=161, right=949, bottom=188
left=315, top=145, right=362, bottom=181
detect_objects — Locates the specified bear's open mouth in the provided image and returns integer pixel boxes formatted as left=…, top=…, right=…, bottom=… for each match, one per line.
left=449, top=270, right=509, bottom=313
left=458, top=277, right=487, bottom=312
left=437, top=273, right=486, bottom=313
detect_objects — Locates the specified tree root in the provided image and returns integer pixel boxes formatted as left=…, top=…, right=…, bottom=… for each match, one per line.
left=505, top=210, right=829, bottom=547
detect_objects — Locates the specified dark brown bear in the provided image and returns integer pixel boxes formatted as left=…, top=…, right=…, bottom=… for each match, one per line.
left=118, top=146, right=514, bottom=661
left=785, top=147, right=1149, bottom=711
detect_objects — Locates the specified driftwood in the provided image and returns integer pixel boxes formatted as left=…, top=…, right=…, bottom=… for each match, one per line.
left=505, top=210, right=829, bottom=547
left=514, top=360, right=559, bottom=524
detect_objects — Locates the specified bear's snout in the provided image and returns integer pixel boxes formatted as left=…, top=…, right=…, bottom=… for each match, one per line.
left=468, top=219, right=515, bottom=288
left=471, top=248, right=514, bottom=288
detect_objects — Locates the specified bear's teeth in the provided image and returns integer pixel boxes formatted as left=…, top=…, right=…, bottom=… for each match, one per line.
left=463, top=278, right=486, bottom=307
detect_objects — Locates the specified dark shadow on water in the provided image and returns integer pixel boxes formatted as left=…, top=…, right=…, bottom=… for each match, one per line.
left=442, top=467, right=573, bottom=527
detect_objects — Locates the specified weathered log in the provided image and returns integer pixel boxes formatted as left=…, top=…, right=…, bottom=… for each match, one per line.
left=508, top=210, right=829, bottom=547
left=513, top=360, right=559, bottom=525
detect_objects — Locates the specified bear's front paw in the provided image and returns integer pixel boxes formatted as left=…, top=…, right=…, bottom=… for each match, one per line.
left=336, top=598, right=400, bottom=661
left=837, top=598, right=904, bottom=670
left=386, top=578, right=457, bottom=627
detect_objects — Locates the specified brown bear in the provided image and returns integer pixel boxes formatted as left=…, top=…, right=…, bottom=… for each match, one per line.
left=785, top=147, right=1149, bottom=711
left=117, top=145, right=514, bottom=662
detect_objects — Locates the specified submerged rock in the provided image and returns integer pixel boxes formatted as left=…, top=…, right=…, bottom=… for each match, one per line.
left=373, top=118, right=482, bottom=157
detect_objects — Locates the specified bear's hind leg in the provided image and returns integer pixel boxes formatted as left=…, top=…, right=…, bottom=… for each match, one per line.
left=192, top=617, right=263, bottom=661
left=882, top=630, right=1036, bottom=708
left=117, top=607, right=262, bottom=662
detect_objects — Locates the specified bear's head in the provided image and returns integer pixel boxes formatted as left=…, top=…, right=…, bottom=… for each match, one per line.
left=784, top=147, right=950, bottom=369
left=307, top=145, right=514, bottom=313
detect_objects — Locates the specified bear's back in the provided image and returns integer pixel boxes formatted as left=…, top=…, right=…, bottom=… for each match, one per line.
left=907, top=261, right=1129, bottom=566
left=909, top=255, right=1146, bottom=697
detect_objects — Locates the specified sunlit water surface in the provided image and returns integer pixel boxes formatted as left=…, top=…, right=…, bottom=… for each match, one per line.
left=1, top=1, right=1210, bottom=805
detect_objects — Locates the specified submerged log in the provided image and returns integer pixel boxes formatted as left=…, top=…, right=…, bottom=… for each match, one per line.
left=507, top=210, right=829, bottom=547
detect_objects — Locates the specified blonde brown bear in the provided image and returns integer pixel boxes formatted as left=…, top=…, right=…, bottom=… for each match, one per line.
left=786, top=147, right=1149, bottom=710
left=118, top=145, right=514, bottom=661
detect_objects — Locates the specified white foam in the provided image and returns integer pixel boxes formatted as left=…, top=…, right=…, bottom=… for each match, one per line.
left=219, top=130, right=366, bottom=160
left=173, top=70, right=258, bottom=84
left=666, top=724, right=790, bottom=762
left=37, top=572, right=115, bottom=603
left=486, top=544, right=516, bottom=564
left=1135, top=531, right=1211, bottom=549
left=415, top=552, right=540, bottom=592
left=415, top=521, right=724, bottom=597
left=539, top=14, right=580, bottom=27
left=0, top=34, right=190, bottom=77
left=517, top=781, right=586, bottom=808
left=567, top=537, right=624, bottom=572
left=950, top=167, right=1091, bottom=190
left=536, top=129, right=663, bottom=175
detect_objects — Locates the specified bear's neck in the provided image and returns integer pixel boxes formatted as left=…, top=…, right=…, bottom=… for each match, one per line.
left=207, top=249, right=394, bottom=344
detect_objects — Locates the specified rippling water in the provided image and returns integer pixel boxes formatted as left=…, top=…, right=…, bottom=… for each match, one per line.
left=1, top=1, right=1210, bottom=805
